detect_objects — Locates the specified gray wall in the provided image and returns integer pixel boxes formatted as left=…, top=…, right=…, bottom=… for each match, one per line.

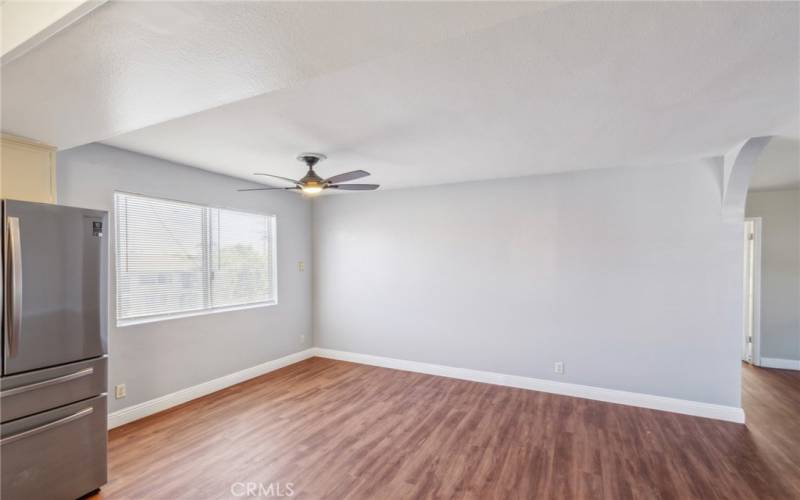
left=58, top=144, right=313, bottom=412
left=746, top=189, right=800, bottom=361
left=56, top=144, right=748, bottom=412
left=313, top=160, right=744, bottom=407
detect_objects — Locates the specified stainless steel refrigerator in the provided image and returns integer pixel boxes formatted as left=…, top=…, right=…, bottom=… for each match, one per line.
left=1, top=199, right=108, bottom=500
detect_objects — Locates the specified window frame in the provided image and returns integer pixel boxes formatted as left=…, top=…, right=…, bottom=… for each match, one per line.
left=113, top=191, right=278, bottom=327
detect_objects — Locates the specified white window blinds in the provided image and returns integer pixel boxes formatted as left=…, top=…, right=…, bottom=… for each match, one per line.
left=115, top=192, right=276, bottom=324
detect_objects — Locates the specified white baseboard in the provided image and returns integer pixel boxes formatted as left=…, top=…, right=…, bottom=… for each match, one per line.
left=108, top=348, right=316, bottom=429
left=108, top=347, right=746, bottom=428
left=314, top=348, right=746, bottom=424
left=760, top=357, right=800, bottom=370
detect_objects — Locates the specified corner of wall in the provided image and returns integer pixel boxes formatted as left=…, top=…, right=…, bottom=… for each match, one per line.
left=722, top=136, right=772, bottom=220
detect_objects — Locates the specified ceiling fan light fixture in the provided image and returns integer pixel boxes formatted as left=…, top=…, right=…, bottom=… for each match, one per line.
left=242, top=152, right=379, bottom=195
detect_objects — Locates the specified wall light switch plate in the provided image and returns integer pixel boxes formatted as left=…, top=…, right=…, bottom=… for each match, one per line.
left=554, top=362, right=564, bottom=375
left=298, top=261, right=305, bottom=272
left=115, top=384, right=126, bottom=399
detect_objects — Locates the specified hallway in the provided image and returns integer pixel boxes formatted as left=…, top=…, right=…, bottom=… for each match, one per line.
left=741, top=363, right=800, bottom=497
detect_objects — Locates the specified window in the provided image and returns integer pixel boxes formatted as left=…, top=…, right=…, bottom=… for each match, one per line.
left=114, top=192, right=276, bottom=325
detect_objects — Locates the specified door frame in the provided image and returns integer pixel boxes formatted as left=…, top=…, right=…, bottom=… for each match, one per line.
left=743, top=217, right=763, bottom=366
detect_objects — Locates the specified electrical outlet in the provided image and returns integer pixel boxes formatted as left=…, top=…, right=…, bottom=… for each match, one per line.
left=554, top=361, right=564, bottom=375
left=115, top=384, right=127, bottom=399
left=300, top=334, right=306, bottom=344
left=298, top=261, right=305, bottom=272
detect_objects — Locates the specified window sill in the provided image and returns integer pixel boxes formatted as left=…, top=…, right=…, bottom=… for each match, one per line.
left=116, top=300, right=278, bottom=328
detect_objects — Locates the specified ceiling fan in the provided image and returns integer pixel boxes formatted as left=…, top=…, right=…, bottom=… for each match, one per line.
left=238, top=153, right=379, bottom=195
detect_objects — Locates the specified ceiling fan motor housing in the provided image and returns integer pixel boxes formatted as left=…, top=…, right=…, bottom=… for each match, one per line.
left=297, top=153, right=327, bottom=186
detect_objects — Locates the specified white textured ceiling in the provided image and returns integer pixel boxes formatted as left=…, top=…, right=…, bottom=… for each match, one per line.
left=4, top=2, right=799, bottom=191
left=750, top=136, right=800, bottom=192
left=1, top=1, right=551, bottom=149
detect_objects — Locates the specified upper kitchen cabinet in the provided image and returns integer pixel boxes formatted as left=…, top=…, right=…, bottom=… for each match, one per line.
left=0, top=134, right=57, bottom=203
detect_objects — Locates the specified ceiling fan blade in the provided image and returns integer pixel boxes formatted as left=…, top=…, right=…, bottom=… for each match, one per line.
left=324, top=170, right=370, bottom=184
left=328, top=183, right=380, bottom=191
left=253, top=173, right=300, bottom=184
left=237, top=187, right=298, bottom=192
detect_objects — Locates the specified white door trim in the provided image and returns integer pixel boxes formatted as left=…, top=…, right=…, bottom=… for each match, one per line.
left=744, top=217, right=763, bottom=366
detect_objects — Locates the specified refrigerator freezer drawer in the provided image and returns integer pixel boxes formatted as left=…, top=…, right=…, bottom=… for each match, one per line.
left=1, top=394, right=107, bottom=500
left=0, top=356, right=108, bottom=423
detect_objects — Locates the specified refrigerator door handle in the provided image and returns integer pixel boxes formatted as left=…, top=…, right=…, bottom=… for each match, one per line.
left=0, top=407, right=94, bottom=446
left=0, top=367, right=94, bottom=398
left=5, top=216, right=22, bottom=358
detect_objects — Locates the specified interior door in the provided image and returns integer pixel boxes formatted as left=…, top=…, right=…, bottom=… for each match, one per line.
left=3, top=200, right=107, bottom=375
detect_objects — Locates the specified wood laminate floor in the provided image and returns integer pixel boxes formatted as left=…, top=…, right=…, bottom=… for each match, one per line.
left=92, top=359, right=800, bottom=499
